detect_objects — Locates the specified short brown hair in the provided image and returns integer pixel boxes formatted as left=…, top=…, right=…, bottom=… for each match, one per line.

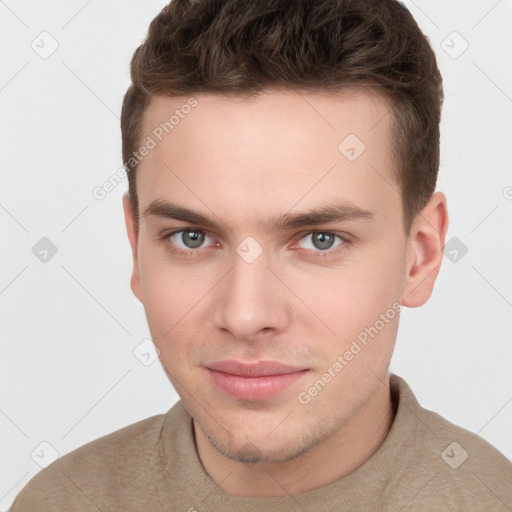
left=121, top=0, right=443, bottom=233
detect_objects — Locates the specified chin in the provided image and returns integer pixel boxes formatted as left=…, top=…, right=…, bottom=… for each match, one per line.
left=194, top=410, right=327, bottom=464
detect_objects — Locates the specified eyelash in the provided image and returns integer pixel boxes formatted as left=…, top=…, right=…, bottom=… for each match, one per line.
left=159, top=229, right=351, bottom=260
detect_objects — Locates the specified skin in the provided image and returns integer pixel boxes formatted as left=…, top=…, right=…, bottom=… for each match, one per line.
left=122, top=87, right=448, bottom=497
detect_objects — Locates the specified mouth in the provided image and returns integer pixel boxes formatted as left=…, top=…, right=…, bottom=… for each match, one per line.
left=204, top=360, right=310, bottom=401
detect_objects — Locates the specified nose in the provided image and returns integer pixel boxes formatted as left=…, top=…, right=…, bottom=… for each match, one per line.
left=212, top=248, right=291, bottom=343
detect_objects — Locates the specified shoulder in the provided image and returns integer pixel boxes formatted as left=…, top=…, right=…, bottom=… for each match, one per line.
left=9, top=408, right=176, bottom=511
left=421, top=404, right=512, bottom=506
left=386, top=375, right=512, bottom=510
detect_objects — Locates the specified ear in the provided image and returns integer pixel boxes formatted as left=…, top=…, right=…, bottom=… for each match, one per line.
left=402, top=191, right=449, bottom=308
left=122, top=193, right=143, bottom=302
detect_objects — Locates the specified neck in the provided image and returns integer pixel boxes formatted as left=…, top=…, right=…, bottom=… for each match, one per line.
left=193, top=379, right=395, bottom=497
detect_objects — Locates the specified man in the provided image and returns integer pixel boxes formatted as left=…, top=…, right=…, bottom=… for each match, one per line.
left=10, top=0, right=512, bottom=510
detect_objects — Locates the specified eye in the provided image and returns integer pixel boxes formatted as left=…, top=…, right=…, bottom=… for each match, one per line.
left=164, top=229, right=216, bottom=256
left=295, top=231, right=348, bottom=257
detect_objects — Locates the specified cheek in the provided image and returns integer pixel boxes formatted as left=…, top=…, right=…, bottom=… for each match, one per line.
left=139, top=267, right=209, bottom=385
left=286, top=240, right=405, bottom=372
left=137, top=243, right=211, bottom=348
left=298, top=246, right=403, bottom=330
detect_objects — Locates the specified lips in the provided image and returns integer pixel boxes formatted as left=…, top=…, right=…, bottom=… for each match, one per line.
left=205, top=360, right=309, bottom=401
left=206, top=360, right=305, bottom=376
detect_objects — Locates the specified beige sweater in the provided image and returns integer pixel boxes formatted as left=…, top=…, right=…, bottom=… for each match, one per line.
left=9, top=375, right=512, bottom=511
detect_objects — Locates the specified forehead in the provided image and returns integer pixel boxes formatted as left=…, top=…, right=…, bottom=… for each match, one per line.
left=136, top=87, right=399, bottom=230
left=142, top=86, right=392, bottom=150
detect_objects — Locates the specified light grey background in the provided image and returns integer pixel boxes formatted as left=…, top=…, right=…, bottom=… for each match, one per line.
left=1, top=0, right=511, bottom=508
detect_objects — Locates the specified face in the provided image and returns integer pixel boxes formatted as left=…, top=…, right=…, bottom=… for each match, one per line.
left=125, top=87, right=411, bottom=463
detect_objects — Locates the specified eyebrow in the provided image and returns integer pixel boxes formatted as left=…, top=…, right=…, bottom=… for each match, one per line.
left=143, top=199, right=375, bottom=233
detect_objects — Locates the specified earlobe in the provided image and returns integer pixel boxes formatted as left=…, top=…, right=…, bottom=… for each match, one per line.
left=122, top=193, right=143, bottom=302
left=402, top=191, right=449, bottom=308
